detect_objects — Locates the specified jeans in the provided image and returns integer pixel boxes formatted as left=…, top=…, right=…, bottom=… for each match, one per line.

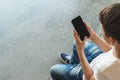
left=50, top=41, right=103, bottom=80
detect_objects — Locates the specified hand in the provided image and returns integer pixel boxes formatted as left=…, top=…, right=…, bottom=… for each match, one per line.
left=83, top=21, right=95, bottom=40
left=73, top=29, right=87, bottom=51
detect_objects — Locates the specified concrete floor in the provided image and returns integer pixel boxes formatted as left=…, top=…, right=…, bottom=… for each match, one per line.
left=0, top=0, right=119, bottom=80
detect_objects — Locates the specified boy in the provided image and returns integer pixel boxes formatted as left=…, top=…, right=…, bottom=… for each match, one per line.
left=50, top=3, right=120, bottom=80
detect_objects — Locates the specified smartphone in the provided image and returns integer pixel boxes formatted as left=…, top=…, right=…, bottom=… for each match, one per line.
left=71, top=16, right=90, bottom=41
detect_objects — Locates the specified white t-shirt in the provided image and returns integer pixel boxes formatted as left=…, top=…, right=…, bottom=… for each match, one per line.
left=83, top=48, right=120, bottom=80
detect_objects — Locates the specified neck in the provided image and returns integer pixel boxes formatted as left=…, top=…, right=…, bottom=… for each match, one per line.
left=114, top=44, right=120, bottom=59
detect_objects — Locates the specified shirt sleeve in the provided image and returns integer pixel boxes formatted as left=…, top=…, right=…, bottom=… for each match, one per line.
left=93, top=70, right=110, bottom=80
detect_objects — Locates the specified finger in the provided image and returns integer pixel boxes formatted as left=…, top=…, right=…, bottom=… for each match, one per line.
left=83, top=21, right=92, bottom=33
left=73, top=30, right=81, bottom=42
left=83, top=21, right=89, bottom=27
left=83, top=36, right=87, bottom=43
left=73, top=31, right=78, bottom=40
left=84, top=21, right=90, bottom=29
left=73, top=29, right=78, bottom=35
left=73, top=29, right=78, bottom=38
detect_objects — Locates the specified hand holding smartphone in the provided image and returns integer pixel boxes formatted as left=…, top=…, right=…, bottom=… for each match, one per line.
left=71, top=16, right=90, bottom=41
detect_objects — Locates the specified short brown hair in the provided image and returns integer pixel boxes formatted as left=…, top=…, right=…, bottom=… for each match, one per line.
left=99, top=3, right=120, bottom=43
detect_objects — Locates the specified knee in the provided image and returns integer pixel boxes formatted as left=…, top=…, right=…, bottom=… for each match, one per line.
left=50, top=64, right=63, bottom=79
left=50, top=64, right=58, bottom=76
left=50, top=64, right=70, bottom=80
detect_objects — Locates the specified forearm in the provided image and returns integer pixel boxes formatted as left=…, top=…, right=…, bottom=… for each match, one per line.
left=91, top=33, right=112, bottom=52
left=78, top=50, right=93, bottom=80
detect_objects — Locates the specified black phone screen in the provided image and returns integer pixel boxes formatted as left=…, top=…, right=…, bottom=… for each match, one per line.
left=71, top=16, right=90, bottom=41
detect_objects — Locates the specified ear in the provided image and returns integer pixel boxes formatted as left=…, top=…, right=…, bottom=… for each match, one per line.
left=109, top=37, right=117, bottom=45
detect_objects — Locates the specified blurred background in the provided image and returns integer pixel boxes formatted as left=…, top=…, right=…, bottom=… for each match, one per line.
left=0, top=0, right=119, bottom=80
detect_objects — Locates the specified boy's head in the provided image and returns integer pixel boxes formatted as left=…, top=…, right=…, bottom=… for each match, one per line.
left=99, top=3, right=120, bottom=44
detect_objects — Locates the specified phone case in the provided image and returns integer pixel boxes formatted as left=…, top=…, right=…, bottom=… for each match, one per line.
left=71, top=16, right=90, bottom=41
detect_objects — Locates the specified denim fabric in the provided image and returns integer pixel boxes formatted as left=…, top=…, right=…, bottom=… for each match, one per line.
left=50, top=41, right=103, bottom=80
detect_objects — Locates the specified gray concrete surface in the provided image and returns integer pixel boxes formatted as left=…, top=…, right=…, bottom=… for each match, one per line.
left=0, top=0, right=120, bottom=80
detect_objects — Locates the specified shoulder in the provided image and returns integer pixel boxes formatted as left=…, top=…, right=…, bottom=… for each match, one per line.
left=93, top=60, right=120, bottom=80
